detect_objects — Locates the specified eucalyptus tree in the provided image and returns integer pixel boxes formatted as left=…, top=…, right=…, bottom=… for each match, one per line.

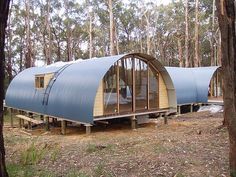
left=116, top=2, right=138, bottom=53
left=216, top=0, right=236, bottom=175
left=50, top=0, right=64, bottom=62
left=194, top=0, right=200, bottom=67
left=24, top=0, right=33, bottom=68
left=0, top=0, right=10, bottom=176
left=184, top=0, right=189, bottom=67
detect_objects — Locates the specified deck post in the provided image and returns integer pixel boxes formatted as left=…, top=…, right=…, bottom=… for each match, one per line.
left=177, top=106, right=181, bottom=115
left=45, top=116, right=50, bottom=131
left=22, top=119, right=24, bottom=127
left=131, top=115, right=137, bottom=130
left=190, top=104, right=193, bottom=113
left=28, top=121, right=32, bottom=130
left=19, top=118, right=22, bottom=128
left=61, top=120, right=66, bottom=135
left=10, top=108, right=13, bottom=127
left=85, top=124, right=92, bottom=135
left=40, top=115, right=44, bottom=121
left=4, top=106, right=7, bottom=115
left=164, top=114, right=168, bottom=125
left=52, top=118, right=57, bottom=127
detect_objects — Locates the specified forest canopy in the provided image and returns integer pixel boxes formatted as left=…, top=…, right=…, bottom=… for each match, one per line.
left=5, top=0, right=219, bottom=81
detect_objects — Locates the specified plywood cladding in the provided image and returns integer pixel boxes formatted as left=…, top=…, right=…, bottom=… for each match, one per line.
left=44, top=73, right=54, bottom=88
left=93, top=81, right=104, bottom=116
left=35, top=73, right=54, bottom=89
left=159, top=74, right=169, bottom=109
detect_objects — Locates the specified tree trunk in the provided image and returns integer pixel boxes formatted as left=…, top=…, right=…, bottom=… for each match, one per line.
left=211, top=0, right=216, bottom=66
left=178, top=37, right=183, bottom=67
left=6, top=4, right=12, bottom=82
left=19, top=37, right=23, bottom=72
left=89, top=9, right=93, bottom=59
left=46, top=0, right=52, bottom=65
left=51, top=26, right=61, bottom=62
left=25, top=0, right=32, bottom=68
left=185, top=0, right=189, bottom=67
left=194, top=0, right=200, bottom=67
left=65, top=0, right=72, bottom=61
left=108, top=0, right=116, bottom=56
left=217, top=31, right=222, bottom=66
left=0, top=0, right=10, bottom=176
left=139, top=19, right=143, bottom=53
left=216, top=0, right=236, bottom=176
left=115, top=25, right=120, bottom=55
left=210, top=38, right=215, bottom=66
left=145, top=12, right=151, bottom=55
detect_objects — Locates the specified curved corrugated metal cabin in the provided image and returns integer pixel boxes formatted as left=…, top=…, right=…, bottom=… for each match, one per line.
left=165, top=66, right=222, bottom=105
left=6, top=53, right=177, bottom=124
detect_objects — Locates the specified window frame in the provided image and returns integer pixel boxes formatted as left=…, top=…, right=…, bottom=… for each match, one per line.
left=35, top=73, right=54, bottom=89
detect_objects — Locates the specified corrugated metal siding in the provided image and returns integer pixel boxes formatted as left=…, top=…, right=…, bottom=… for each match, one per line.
left=165, top=66, right=219, bottom=105
left=6, top=53, right=177, bottom=124
left=5, top=66, right=65, bottom=114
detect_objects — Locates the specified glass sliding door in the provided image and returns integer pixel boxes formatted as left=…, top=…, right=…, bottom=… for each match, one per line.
left=135, top=59, right=148, bottom=111
left=103, top=64, right=118, bottom=114
left=118, top=58, right=133, bottom=113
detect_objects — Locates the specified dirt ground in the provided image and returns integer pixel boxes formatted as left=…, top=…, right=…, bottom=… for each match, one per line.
left=4, top=111, right=229, bottom=177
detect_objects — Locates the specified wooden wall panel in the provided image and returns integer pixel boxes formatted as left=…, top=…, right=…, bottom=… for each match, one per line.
left=93, top=81, right=104, bottom=116
left=159, top=74, right=169, bottom=108
left=44, top=73, right=54, bottom=88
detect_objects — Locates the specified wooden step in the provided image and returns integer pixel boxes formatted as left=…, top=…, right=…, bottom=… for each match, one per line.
left=16, top=115, right=44, bottom=125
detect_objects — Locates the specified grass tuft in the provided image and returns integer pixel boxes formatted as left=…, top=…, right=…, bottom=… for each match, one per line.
left=50, top=147, right=60, bottom=162
left=175, top=172, right=185, bottom=177
left=20, top=143, right=47, bottom=165
left=66, top=169, right=89, bottom=177
left=86, top=143, right=114, bottom=154
left=231, top=170, right=236, bottom=177
left=93, top=163, right=105, bottom=177
left=154, top=143, right=167, bottom=154
left=7, top=163, right=57, bottom=177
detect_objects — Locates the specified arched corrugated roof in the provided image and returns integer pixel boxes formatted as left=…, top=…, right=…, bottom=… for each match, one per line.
left=165, top=66, right=220, bottom=105
left=6, top=53, right=176, bottom=124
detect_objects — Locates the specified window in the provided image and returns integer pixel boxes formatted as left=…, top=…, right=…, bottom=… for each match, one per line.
left=35, top=73, right=54, bottom=89
left=102, top=56, right=160, bottom=115
left=35, top=75, right=45, bottom=89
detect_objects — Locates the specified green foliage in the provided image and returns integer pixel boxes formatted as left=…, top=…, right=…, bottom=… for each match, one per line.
left=86, top=144, right=98, bottom=153
left=3, top=110, right=11, bottom=123
left=86, top=143, right=114, bottom=154
left=93, top=163, right=105, bottom=177
left=154, top=143, right=167, bottom=154
left=175, top=172, right=185, bottom=177
left=231, top=170, right=236, bottom=177
left=6, top=0, right=218, bottom=74
left=7, top=163, right=56, bottom=177
left=66, top=170, right=89, bottom=177
left=20, top=143, right=47, bottom=165
left=7, top=164, right=34, bottom=177
left=50, top=147, right=60, bottom=162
